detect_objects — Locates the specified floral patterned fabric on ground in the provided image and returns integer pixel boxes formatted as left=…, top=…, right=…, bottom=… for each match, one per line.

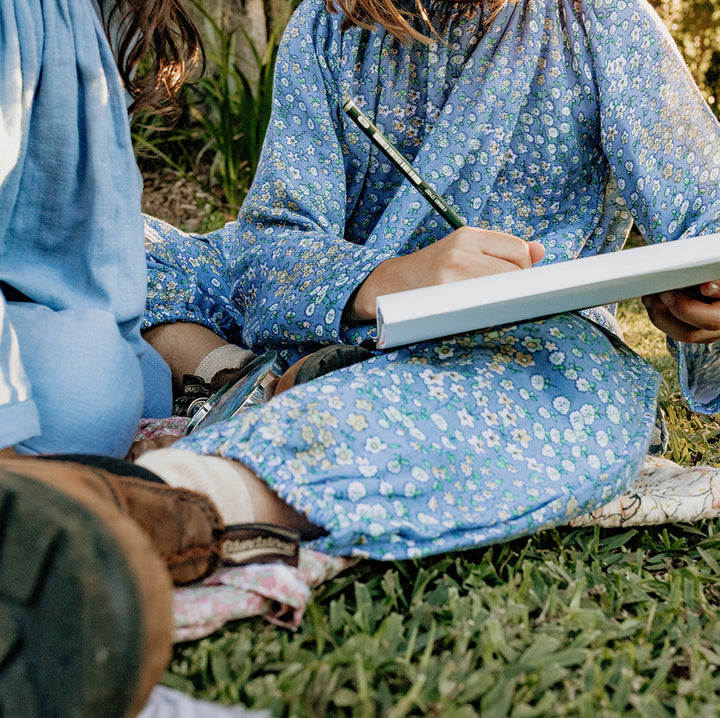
left=144, top=0, right=720, bottom=561
left=172, top=549, right=354, bottom=642
left=571, top=455, right=720, bottom=528
left=136, top=416, right=190, bottom=439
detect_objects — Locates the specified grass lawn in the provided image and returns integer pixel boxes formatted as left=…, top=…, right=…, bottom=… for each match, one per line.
left=165, top=299, right=720, bottom=717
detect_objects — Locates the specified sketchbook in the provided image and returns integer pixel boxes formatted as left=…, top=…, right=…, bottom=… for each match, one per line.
left=375, top=234, right=720, bottom=349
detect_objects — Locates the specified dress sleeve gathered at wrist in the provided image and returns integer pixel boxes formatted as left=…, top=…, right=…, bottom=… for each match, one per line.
left=144, top=216, right=248, bottom=346
left=575, top=0, right=720, bottom=409
left=225, top=0, right=395, bottom=350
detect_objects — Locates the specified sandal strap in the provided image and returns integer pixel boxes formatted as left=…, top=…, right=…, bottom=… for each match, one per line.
left=294, top=344, right=373, bottom=386
left=221, top=523, right=300, bottom=568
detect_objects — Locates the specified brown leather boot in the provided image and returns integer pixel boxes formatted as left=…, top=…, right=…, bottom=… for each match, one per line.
left=1, top=456, right=226, bottom=586
left=0, top=459, right=173, bottom=718
left=272, top=344, right=373, bottom=396
left=7, top=454, right=301, bottom=585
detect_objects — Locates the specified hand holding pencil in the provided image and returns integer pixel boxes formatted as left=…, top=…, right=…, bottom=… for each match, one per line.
left=341, top=98, right=545, bottom=322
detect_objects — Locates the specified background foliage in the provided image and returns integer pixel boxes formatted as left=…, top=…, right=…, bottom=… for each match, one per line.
left=133, top=0, right=295, bottom=216
left=133, top=0, right=720, bottom=218
left=652, top=0, right=720, bottom=113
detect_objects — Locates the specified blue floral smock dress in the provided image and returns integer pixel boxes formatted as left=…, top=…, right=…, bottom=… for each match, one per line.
left=144, top=0, right=720, bottom=559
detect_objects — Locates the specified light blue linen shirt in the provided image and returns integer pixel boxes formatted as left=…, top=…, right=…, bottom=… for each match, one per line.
left=0, top=0, right=147, bottom=447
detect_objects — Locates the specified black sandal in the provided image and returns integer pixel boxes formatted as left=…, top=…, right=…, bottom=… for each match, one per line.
left=293, top=344, right=374, bottom=386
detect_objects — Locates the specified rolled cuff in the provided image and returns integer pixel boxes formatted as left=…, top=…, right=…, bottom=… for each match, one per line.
left=674, top=338, right=720, bottom=414
left=0, top=398, right=41, bottom=450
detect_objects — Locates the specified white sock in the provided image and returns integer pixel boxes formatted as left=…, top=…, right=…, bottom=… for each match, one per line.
left=135, top=448, right=255, bottom=526
left=194, top=345, right=256, bottom=383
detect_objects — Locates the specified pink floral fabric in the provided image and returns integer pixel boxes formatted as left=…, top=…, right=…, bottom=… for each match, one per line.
left=136, top=416, right=189, bottom=439
left=172, top=549, right=354, bottom=642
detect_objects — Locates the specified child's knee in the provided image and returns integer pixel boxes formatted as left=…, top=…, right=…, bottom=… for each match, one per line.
left=9, top=305, right=144, bottom=456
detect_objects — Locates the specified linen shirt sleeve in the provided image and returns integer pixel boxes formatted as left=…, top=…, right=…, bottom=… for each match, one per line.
left=227, top=0, right=395, bottom=350
left=0, top=0, right=41, bottom=446
left=577, top=0, right=720, bottom=413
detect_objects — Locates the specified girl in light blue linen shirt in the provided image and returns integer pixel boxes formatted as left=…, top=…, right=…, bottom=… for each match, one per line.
left=0, top=0, right=201, bottom=455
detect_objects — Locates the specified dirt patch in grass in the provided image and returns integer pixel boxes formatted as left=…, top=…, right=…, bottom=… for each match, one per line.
left=141, top=166, right=234, bottom=233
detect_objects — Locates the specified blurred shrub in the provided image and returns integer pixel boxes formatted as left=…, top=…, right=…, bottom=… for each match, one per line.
left=133, top=0, right=295, bottom=212
left=651, top=0, right=720, bottom=115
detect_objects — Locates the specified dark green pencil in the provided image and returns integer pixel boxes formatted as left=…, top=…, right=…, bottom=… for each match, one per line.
left=342, top=98, right=467, bottom=231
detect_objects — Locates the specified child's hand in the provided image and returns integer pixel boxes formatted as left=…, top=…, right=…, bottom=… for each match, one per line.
left=642, top=281, right=720, bottom=343
left=345, top=228, right=545, bottom=321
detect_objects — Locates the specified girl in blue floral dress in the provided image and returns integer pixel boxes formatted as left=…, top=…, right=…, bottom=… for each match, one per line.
left=139, top=0, right=720, bottom=560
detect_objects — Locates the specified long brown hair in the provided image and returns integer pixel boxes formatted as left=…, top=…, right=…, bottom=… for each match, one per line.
left=328, top=0, right=507, bottom=43
left=101, top=0, right=204, bottom=115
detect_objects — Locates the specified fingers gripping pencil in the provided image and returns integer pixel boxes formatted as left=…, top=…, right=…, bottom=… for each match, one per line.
left=342, top=99, right=467, bottom=231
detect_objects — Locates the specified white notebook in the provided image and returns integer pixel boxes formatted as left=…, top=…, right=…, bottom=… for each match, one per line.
left=375, top=234, right=720, bottom=349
